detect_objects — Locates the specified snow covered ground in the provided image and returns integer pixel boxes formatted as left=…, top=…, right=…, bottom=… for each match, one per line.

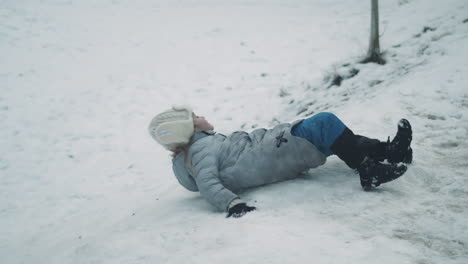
left=1, top=0, right=468, bottom=263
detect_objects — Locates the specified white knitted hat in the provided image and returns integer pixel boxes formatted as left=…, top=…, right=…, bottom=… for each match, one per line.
left=148, top=105, right=194, bottom=150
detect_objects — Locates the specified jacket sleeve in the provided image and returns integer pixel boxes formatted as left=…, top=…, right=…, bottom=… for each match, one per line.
left=192, top=152, right=239, bottom=212
left=172, top=154, right=198, bottom=192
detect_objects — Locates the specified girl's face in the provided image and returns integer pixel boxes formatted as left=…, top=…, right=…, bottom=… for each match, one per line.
left=193, top=113, right=214, bottom=131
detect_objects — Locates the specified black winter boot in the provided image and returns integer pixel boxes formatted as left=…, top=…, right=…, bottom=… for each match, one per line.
left=358, top=157, right=407, bottom=191
left=386, top=119, right=413, bottom=163
left=355, top=119, right=413, bottom=164
left=331, top=127, right=408, bottom=190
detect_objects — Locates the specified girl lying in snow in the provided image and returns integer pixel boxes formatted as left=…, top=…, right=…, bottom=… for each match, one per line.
left=148, top=106, right=413, bottom=218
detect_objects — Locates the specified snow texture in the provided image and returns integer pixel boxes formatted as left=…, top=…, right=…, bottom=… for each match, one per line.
left=1, top=0, right=467, bottom=263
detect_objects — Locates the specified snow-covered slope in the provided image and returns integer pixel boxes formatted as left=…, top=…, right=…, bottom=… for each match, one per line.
left=1, top=0, right=467, bottom=263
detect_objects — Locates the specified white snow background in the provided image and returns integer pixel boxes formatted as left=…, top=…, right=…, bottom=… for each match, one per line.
left=1, top=0, right=468, bottom=263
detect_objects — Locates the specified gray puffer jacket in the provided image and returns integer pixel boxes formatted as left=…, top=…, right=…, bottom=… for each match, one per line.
left=172, top=121, right=327, bottom=212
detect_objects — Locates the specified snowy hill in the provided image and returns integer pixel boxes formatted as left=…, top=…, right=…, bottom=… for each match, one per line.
left=1, top=0, right=467, bottom=263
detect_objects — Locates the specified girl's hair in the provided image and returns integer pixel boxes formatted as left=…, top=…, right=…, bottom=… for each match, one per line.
left=171, top=144, right=190, bottom=158
left=171, top=142, right=193, bottom=169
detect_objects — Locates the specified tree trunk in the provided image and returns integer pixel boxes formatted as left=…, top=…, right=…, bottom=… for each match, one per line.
left=362, top=0, right=385, bottom=64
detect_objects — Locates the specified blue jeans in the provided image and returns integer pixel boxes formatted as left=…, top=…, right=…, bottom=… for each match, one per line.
left=291, top=112, right=346, bottom=156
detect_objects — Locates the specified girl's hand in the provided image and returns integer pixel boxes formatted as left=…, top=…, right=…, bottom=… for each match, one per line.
left=226, top=203, right=256, bottom=218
